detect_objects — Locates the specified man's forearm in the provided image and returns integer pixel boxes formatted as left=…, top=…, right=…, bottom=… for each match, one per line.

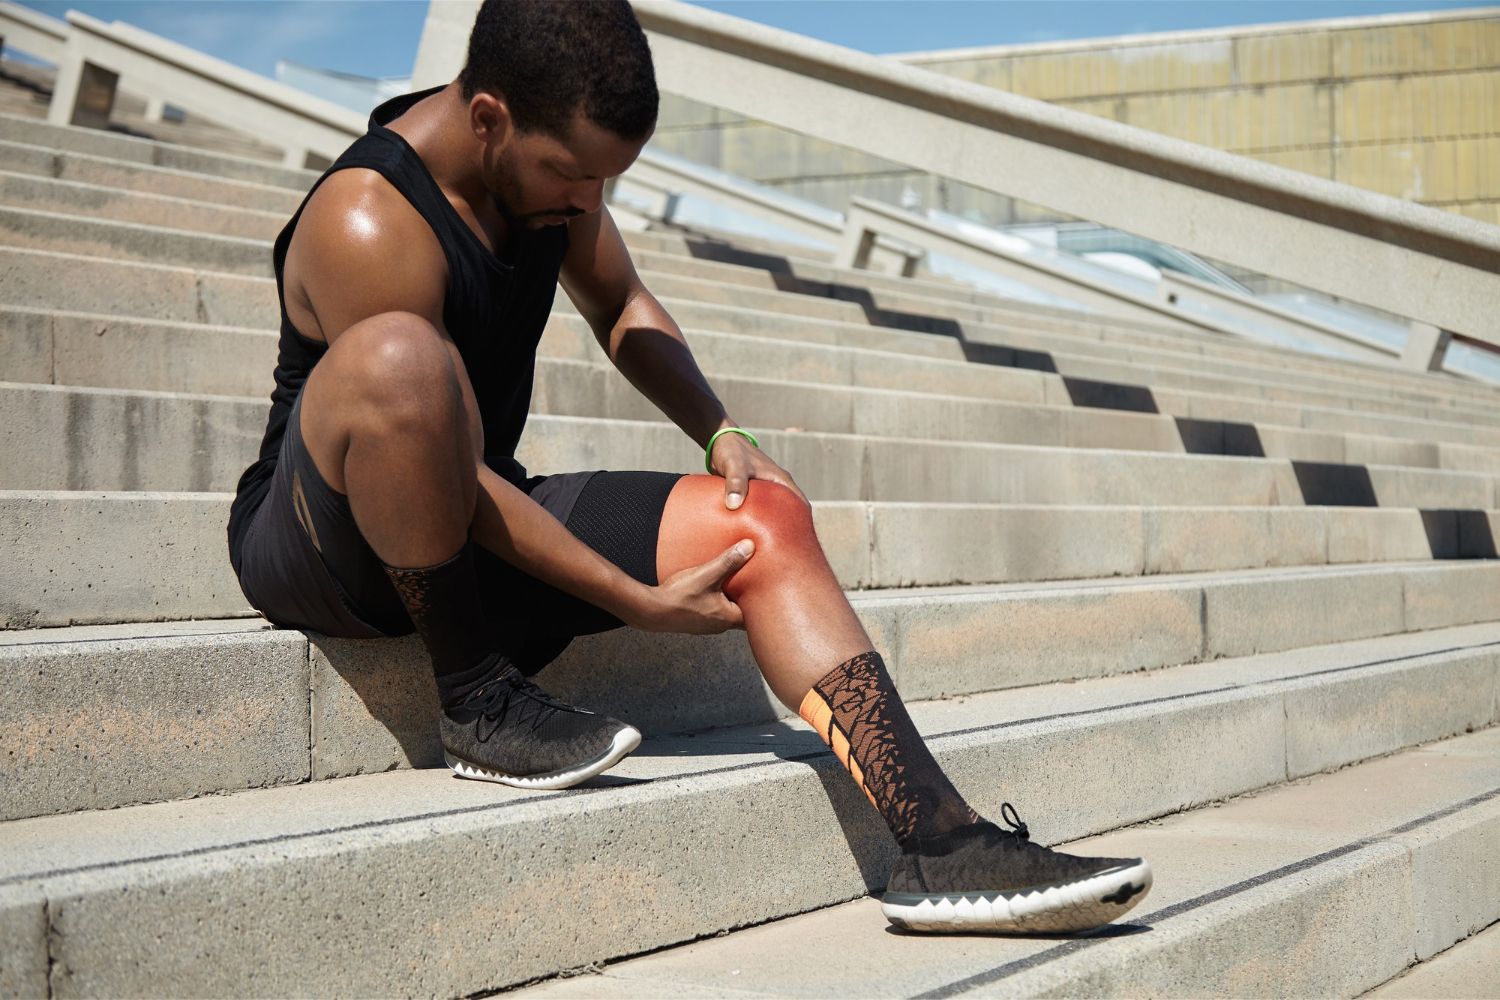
left=469, top=465, right=649, bottom=624
left=602, top=290, right=737, bottom=448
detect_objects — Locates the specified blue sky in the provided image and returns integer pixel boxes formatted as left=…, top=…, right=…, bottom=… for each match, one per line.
left=10, top=1, right=1489, bottom=80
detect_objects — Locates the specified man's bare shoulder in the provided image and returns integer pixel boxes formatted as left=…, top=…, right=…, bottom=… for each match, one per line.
left=284, top=167, right=448, bottom=344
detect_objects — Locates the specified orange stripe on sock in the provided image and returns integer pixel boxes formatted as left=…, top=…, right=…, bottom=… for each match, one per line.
left=800, top=689, right=878, bottom=809
left=798, top=688, right=834, bottom=741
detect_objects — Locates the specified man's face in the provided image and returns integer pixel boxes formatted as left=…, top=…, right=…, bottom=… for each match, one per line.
left=484, top=109, right=650, bottom=228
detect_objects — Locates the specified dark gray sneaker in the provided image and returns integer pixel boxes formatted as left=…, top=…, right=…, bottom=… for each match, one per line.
left=440, top=666, right=641, bottom=790
left=883, top=803, right=1152, bottom=933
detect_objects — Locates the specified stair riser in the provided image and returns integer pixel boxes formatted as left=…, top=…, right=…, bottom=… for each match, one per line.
left=6, top=563, right=1498, bottom=820
left=0, top=170, right=283, bottom=240
left=0, top=139, right=305, bottom=213
left=996, top=805, right=1500, bottom=997
left=6, top=649, right=1495, bottom=997
left=6, top=491, right=1499, bottom=630
left=0, top=114, right=316, bottom=189
left=9, top=381, right=1491, bottom=507
left=11, top=308, right=1500, bottom=476
left=7, top=247, right=1497, bottom=451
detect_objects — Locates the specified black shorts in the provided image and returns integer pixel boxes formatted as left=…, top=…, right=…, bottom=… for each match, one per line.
left=234, top=391, right=688, bottom=675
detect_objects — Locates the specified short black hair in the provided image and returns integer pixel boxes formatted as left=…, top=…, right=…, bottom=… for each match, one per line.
left=458, top=0, right=658, bottom=141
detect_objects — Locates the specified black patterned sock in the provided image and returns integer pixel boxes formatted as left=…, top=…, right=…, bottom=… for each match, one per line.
left=381, top=548, right=507, bottom=707
left=798, top=650, right=982, bottom=847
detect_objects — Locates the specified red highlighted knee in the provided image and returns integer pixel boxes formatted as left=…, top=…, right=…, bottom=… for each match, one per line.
left=656, top=475, right=820, bottom=600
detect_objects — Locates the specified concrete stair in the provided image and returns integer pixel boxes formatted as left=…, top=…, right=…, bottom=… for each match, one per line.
left=1, top=66, right=1496, bottom=998
left=508, top=724, right=1500, bottom=998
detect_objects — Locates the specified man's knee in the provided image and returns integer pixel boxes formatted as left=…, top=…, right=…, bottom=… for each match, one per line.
left=321, top=312, right=465, bottom=435
left=670, top=476, right=820, bottom=597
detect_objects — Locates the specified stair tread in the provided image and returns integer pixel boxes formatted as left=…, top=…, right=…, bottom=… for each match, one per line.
left=509, top=724, right=1500, bottom=998
left=6, top=619, right=1498, bottom=886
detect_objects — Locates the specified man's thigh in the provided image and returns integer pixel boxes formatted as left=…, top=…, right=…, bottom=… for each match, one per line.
left=482, top=469, right=689, bottom=673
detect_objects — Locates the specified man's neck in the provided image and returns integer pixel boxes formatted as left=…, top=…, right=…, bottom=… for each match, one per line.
left=384, top=82, right=511, bottom=254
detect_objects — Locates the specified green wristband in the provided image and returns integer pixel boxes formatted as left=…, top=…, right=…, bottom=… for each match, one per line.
left=705, top=426, right=760, bottom=472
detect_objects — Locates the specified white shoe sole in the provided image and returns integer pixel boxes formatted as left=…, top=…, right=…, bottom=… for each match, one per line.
left=443, top=725, right=642, bottom=790
left=882, top=859, right=1153, bottom=933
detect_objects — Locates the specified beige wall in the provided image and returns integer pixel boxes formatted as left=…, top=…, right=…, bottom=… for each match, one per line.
left=652, top=6, right=1500, bottom=227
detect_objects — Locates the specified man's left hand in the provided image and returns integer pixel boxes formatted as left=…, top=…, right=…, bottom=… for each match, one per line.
left=709, top=431, right=808, bottom=510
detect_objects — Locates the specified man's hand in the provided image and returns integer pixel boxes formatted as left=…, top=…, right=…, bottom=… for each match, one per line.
left=627, top=539, right=756, bottom=634
left=709, top=432, right=809, bottom=510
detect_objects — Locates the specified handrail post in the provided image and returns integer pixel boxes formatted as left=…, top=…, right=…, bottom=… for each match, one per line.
left=47, top=35, right=118, bottom=129
left=834, top=213, right=878, bottom=271
left=1401, top=323, right=1453, bottom=373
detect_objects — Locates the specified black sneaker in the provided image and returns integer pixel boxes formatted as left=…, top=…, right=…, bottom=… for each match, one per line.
left=882, top=803, right=1152, bottom=933
left=439, top=666, right=641, bottom=790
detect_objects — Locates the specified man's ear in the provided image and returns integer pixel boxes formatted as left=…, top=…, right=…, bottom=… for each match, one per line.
left=469, top=91, right=515, bottom=149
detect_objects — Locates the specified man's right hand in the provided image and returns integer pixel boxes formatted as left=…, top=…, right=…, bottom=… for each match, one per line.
left=626, top=539, right=755, bottom=634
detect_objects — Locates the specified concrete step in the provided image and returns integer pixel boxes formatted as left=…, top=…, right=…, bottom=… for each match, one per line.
left=4, top=559, right=1497, bottom=819
left=0, top=169, right=284, bottom=240
left=0, top=99, right=1484, bottom=409
left=5, top=212, right=1498, bottom=440
left=5, top=244, right=1499, bottom=454
left=2, top=621, right=1496, bottom=996
left=10, top=306, right=1500, bottom=478
left=5, top=487, right=1498, bottom=630
left=0, top=245, right=960, bottom=360
left=1369, top=918, right=1500, bottom=998
left=631, top=241, right=1500, bottom=411
left=5, top=380, right=1496, bottom=511
left=0, top=138, right=306, bottom=214
left=629, top=240, right=1487, bottom=405
left=508, top=723, right=1500, bottom=999
left=2, top=163, right=1488, bottom=413
left=0, top=113, right=317, bottom=190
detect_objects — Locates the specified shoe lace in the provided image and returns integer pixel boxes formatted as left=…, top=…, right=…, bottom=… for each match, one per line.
left=996, top=801, right=1031, bottom=848
left=467, top=670, right=573, bottom=743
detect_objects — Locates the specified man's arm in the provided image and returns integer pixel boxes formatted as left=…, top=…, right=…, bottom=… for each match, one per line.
left=292, top=175, right=668, bottom=625
left=559, top=207, right=809, bottom=511
left=560, top=208, right=737, bottom=451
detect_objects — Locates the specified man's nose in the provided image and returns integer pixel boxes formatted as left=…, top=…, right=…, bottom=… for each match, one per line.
left=572, top=178, right=607, bottom=214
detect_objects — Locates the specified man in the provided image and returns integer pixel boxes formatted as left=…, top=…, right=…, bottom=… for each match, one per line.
left=226, top=0, right=1151, bottom=933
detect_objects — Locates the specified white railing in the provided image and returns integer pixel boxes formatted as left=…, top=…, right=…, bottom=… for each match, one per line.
left=0, top=1, right=65, bottom=64
left=633, top=0, right=1500, bottom=358
left=836, top=197, right=1407, bottom=358
left=45, top=11, right=363, bottom=168
left=615, top=150, right=924, bottom=274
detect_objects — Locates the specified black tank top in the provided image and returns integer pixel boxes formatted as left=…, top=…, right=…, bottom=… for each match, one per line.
left=227, top=85, right=570, bottom=568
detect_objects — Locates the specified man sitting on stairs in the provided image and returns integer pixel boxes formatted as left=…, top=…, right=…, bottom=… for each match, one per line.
left=225, top=0, right=1151, bottom=934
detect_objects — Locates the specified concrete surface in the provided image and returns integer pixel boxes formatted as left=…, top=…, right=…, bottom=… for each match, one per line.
left=510, top=727, right=1500, bottom=999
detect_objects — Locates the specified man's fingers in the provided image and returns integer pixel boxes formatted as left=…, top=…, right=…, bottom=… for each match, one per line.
left=725, top=472, right=749, bottom=510
left=716, top=539, right=754, bottom=582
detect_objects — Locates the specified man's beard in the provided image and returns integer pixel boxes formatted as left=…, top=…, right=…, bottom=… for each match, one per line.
left=491, top=155, right=583, bottom=227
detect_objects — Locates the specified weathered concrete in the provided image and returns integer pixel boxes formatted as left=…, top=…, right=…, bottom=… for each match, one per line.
left=8, top=562, right=1482, bottom=816
left=5, top=633, right=1496, bottom=997
left=0, top=138, right=304, bottom=213
left=508, top=727, right=1500, bottom=1000
left=1203, top=565, right=1405, bottom=656
left=12, top=305, right=1500, bottom=480
left=1282, top=648, right=1500, bottom=776
left=0, top=168, right=284, bottom=240
left=0, top=490, right=251, bottom=628
left=0, top=627, right=309, bottom=821
left=1373, top=920, right=1500, bottom=997
left=0, top=111, right=317, bottom=188
left=0, top=889, right=46, bottom=1000
left=6, top=199, right=1497, bottom=428
left=12, top=377, right=1494, bottom=512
